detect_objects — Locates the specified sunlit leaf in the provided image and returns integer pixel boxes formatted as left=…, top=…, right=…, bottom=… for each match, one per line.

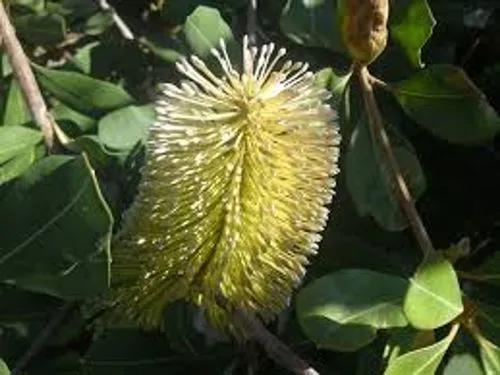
left=384, top=324, right=459, bottom=375
left=403, top=253, right=463, bottom=329
left=297, top=269, right=408, bottom=351
left=443, top=353, right=484, bottom=375
left=390, top=0, right=436, bottom=67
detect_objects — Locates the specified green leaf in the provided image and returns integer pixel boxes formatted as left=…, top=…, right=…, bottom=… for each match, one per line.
left=3, top=80, right=31, bottom=127
left=183, top=6, right=235, bottom=59
left=297, top=269, right=408, bottom=351
left=404, top=253, right=463, bottom=330
left=390, top=0, right=436, bottom=68
left=345, top=118, right=426, bottom=231
left=0, top=155, right=113, bottom=299
left=466, top=252, right=500, bottom=287
left=479, top=337, right=500, bottom=375
left=84, top=11, right=114, bottom=36
left=393, top=65, right=500, bottom=144
left=280, top=0, right=344, bottom=54
left=52, top=101, right=97, bottom=136
left=0, top=126, right=43, bottom=164
left=0, top=126, right=44, bottom=184
left=74, top=135, right=113, bottom=168
left=0, top=359, right=9, bottom=375
left=140, top=37, right=185, bottom=64
left=34, top=65, right=134, bottom=117
left=384, top=324, right=459, bottom=375
left=315, top=68, right=352, bottom=107
left=0, top=145, right=44, bottom=185
left=98, top=105, right=154, bottom=150
left=385, top=328, right=436, bottom=366
left=14, top=13, right=66, bottom=45
left=443, top=354, right=484, bottom=375
left=478, top=303, right=500, bottom=345
left=68, top=42, right=100, bottom=74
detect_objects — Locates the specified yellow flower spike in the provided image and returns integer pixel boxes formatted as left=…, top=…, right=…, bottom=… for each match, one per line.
left=112, top=35, right=341, bottom=334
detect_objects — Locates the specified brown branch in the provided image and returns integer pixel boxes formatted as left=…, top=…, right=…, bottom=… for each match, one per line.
left=356, top=64, right=435, bottom=257
left=0, top=2, right=56, bottom=151
left=11, top=302, right=76, bottom=375
left=233, top=308, right=319, bottom=375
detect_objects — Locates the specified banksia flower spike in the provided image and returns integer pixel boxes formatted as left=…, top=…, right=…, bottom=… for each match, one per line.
left=112, top=35, right=340, bottom=334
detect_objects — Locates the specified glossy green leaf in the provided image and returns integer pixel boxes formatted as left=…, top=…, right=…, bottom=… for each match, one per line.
left=297, top=269, right=408, bottom=351
left=0, top=126, right=44, bottom=184
left=14, top=13, right=66, bottom=45
left=34, top=65, right=134, bottom=116
left=0, top=359, right=9, bottom=375
left=0, top=145, right=44, bottom=185
left=345, top=119, right=426, bottom=231
left=393, top=65, right=500, bottom=144
left=280, top=0, right=344, bottom=53
left=183, top=6, right=235, bottom=59
left=52, top=102, right=97, bottom=136
left=404, top=253, right=463, bottom=329
left=0, top=155, right=113, bottom=299
left=0, top=126, right=43, bottom=164
left=385, top=328, right=435, bottom=366
left=98, top=105, right=154, bottom=150
left=390, top=0, right=436, bottom=67
left=384, top=324, right=459, bottom=375
left=479, top=337, right=500, bottom=375
left=3, top=80, right=31, bottom=127
left=443, top=354, right=484, bottom=375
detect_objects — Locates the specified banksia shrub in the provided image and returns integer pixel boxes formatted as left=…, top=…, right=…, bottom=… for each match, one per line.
left=112, top=36, right=340, bottom=334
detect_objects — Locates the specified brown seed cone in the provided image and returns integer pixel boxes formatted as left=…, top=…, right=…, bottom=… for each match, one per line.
left=339, top=0, right=389, bottom=65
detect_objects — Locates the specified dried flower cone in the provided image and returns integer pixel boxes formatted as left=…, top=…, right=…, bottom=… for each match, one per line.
left=112, top=36, right=340, bottom=333
left=340, top=0, right=389, bottom=65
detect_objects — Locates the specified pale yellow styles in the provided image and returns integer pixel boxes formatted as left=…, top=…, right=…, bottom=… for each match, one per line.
left=113, top=36, right=340, bottom=334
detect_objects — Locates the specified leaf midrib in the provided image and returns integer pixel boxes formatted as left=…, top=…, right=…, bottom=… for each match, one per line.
left=0, top=179, right=91, bottom=265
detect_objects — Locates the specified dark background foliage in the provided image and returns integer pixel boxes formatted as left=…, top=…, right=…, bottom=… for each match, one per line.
left=1, top=0, right=500, bottom=374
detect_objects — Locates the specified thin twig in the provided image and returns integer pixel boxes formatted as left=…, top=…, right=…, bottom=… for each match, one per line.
left=356, top=64, right=435, bottom=258
left=0, top=1, right=55, bottom=150
left=233, top=308, right=319, bottom=375
left=96, top=0, right=135, bottom=40
left=12, top=302, right=76, bottom=375
left=247, top=0, right=258, bottom=46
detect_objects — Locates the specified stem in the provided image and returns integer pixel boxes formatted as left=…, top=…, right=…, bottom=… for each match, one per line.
left=247, top=0, right=258, bottom=46
left=356, top=64, right=435, bottom=258
left=0, top=1, right=56, bottom=151
left=96, top=0, right=135, bottom=40
left=233, top=308, right=319, bottom=375
left=11, top=302, right=76, bottom=375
